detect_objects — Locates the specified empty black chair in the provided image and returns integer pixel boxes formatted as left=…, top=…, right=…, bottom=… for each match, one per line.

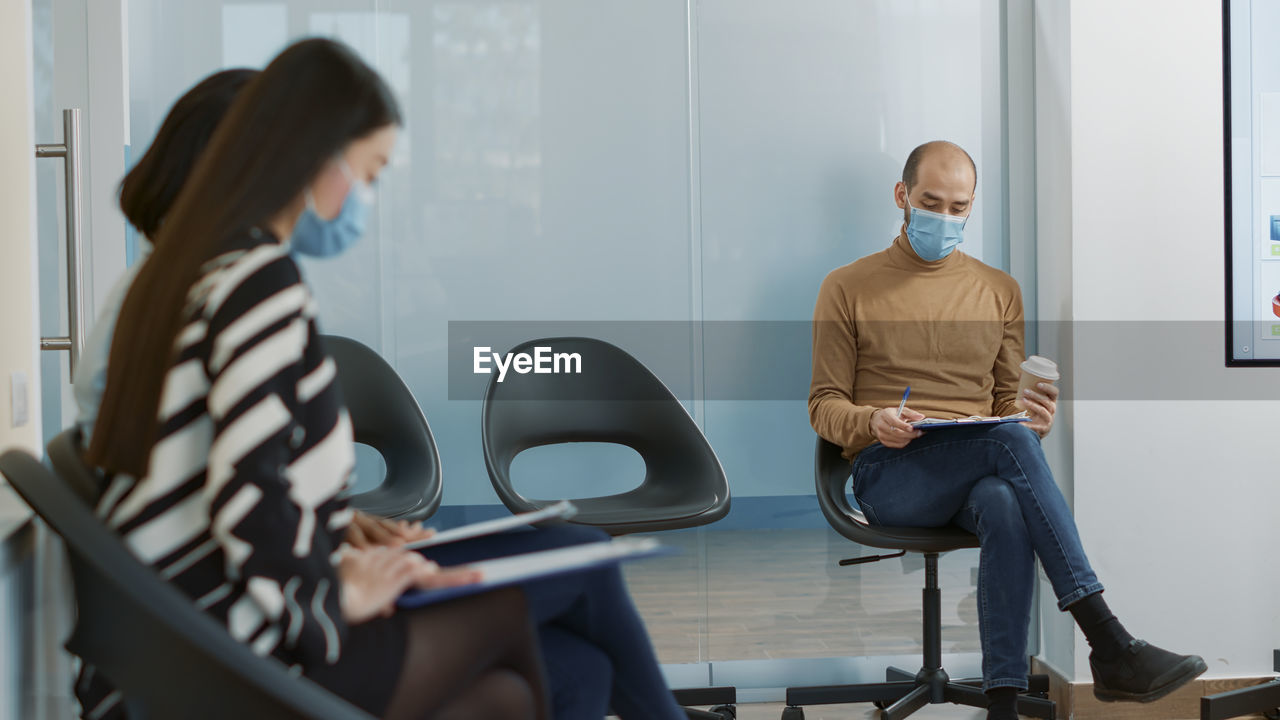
left=780, top=437, right=1056, bottom=720
left=0, top=448, right=375, bottom=720
left=481, top=336, right=730, bottom=535
left=482, top=336, right=736, bottom=718
left=323, top=334, right=442, bottom=521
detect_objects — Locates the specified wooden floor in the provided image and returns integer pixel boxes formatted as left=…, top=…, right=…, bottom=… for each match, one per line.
left=729, top=704, right=986, bottom=719
left=724, top=701, right=1269, bottom=720
left=611, top=703, right=986, bottom=720
left=622, top=527, right=983, bottom=664
left=622, top=529, right=1271, bottom=719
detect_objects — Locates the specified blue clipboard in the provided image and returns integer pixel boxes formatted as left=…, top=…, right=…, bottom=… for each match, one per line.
left=909, top=415, right=1031, bottom=430
left=396, top=538, right=676, bottom=608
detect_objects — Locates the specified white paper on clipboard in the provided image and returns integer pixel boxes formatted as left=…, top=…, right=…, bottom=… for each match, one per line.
left=397, top=537, right=672, bottom=608
left=403, top=500, right=579, bottom=551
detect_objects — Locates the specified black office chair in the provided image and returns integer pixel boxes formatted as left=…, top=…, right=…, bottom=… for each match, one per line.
left=481, top=336, right=730, bottom=534
left=323, top=334, right=442, bottom=521
left=780, top=437, right=1056, bottom=720
left=0, top=448, right=376, bottom=720
left=1201, top=650, right=1280, bottom=719
left=481, top=336, right=735, bottom=718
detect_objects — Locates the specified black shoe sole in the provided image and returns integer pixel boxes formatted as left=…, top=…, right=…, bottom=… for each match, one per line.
left=1093, top=656, right=1208, bottom=703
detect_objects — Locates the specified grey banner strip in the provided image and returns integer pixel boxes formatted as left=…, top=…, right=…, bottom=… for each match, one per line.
left=447, top=321, right=1280, bottom=401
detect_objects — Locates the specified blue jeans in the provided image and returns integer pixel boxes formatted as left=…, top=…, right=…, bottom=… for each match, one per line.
left=423, top=524, right=685, bottom=720
left=850, top=423, right=1104, bottom=691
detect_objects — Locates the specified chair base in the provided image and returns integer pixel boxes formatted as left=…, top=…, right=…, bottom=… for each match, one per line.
left=1201, top=680, right=1280, bottom=720
left=782, top=665, right=1056, bottom=720
left=783, top=551, right=1056, bottom=719
left=1201, top=650, right=1280, bottom=720
left=675, top=686, right=737, bottom=720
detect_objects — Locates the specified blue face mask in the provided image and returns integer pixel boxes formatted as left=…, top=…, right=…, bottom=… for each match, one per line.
left=291, top=160, right=375, bottom=258
left=904, top=194, right=967, bottom=261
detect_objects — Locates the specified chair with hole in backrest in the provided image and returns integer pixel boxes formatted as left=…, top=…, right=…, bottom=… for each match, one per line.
left=778, top=436, right=1057, bottom=720
left=481, top=336, right=729, bottom=534
left=322, top=334, right=442, bottom=522
left=481, top=336, right=736, bottom=719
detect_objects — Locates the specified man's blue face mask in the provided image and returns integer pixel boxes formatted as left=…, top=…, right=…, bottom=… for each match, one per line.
left=904, top=192, right=968, bottom=261
left=291, top=159, right=374, bottom=258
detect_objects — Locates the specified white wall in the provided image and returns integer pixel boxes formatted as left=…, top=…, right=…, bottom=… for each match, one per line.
left=0, top=4, right=43, bottom=720
left=1040, top=0, right=1280, bottom=682
left=1, top=0, right=44, bottom=458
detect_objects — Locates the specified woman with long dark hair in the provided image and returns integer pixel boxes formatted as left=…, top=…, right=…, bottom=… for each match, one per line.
left=87, top=39, right=548, bottom=719
left=74, top=67, right=259, bottom=720
left=74, top=68, right=257, bottom=446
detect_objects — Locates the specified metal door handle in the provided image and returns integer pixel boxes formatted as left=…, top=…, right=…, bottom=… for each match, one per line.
left=36, top=108, right=86, bottom=381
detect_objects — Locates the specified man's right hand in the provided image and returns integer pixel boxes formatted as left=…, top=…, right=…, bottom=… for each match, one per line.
left=870, top=406, right=925, bottom=449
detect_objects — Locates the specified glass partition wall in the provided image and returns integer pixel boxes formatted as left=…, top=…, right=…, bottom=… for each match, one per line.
left=126, top=0, right=1032, bottom=697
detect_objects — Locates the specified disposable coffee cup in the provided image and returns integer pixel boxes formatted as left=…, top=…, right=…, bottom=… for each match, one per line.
left=1015, top=355, right=1060, bottom=409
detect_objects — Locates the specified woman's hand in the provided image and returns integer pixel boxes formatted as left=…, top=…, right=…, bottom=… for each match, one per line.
left=337, top=547, right=480, bottom=624
left=870, top=406, right=925, bottom=448
left=346, top=510, right=436, bottom=549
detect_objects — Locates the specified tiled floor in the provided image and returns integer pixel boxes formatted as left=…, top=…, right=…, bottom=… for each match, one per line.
left=622, top=527, right=983, bottom=664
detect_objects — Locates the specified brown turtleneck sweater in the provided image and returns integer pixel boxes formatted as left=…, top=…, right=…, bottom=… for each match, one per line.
left=808, top=232, right=1025, bottom=461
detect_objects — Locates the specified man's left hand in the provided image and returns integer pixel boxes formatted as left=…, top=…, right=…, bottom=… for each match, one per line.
left=1022, top=382, right=1059, bottom=438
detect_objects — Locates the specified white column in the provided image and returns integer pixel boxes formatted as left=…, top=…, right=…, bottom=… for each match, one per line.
left=1031, top=0, right=1078, bottom=682
left=1042, top=0, right=1280, bottom=684
left=0, top=4, right=45, bottom=720
left=0, top=0, right=45, bottom=458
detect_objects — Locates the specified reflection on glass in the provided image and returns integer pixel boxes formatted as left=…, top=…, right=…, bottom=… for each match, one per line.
left=222, top=4, right=286, bottom=68
left=123, top=0, right=1013, bottom=681
left=431, top=4, right=541, bottom=248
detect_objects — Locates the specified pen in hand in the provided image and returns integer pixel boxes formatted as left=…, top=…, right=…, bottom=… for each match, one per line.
left=896, top=386, right=911, bottom=419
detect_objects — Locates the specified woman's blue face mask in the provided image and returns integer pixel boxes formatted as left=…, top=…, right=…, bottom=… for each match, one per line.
left=291, top=159, right=374, bottom=258
left=904, top=192, right=968, bottom=261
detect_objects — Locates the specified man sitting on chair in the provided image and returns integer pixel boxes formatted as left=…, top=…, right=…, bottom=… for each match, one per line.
left=808, top=140, right=1206, bottom=720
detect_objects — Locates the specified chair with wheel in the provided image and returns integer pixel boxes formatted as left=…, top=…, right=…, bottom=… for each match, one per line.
left=779, top=436, right=1057, bottom=720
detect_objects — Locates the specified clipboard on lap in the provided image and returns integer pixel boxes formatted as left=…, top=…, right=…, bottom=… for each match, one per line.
left=908, top=411, right=1031, bottom=430
left=396, top=538, right=675, bottom=608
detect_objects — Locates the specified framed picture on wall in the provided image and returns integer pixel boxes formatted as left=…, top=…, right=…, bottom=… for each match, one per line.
left=1224, top=0, right=1280, bottom=366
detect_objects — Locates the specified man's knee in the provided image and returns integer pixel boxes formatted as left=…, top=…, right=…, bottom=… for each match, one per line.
left=987, top=422, right=1041, bottom=452
left=967, top=478, right=1029, bottom=539
left=970, top=476, right=1019, bottom=513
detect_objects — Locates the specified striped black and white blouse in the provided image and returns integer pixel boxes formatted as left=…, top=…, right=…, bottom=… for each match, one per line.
left=98, top=229, right=355, bottom=670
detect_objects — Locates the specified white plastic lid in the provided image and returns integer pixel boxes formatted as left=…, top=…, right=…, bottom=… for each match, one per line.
left=1020, top=355, right=1060, bottom=381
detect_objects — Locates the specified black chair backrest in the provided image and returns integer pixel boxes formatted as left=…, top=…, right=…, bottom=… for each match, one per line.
left=46, top=427, right=103, bottom=506
left=323, top=334, right=442, bottom=521
left=482, top=337, right=730, bottom=531
left=0, top=449, right=374, bottom=720
left=814, top=436, right=979, bottom=553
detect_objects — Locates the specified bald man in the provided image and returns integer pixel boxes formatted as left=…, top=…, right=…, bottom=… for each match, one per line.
left=809, top=141, right=1204, bottom=720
